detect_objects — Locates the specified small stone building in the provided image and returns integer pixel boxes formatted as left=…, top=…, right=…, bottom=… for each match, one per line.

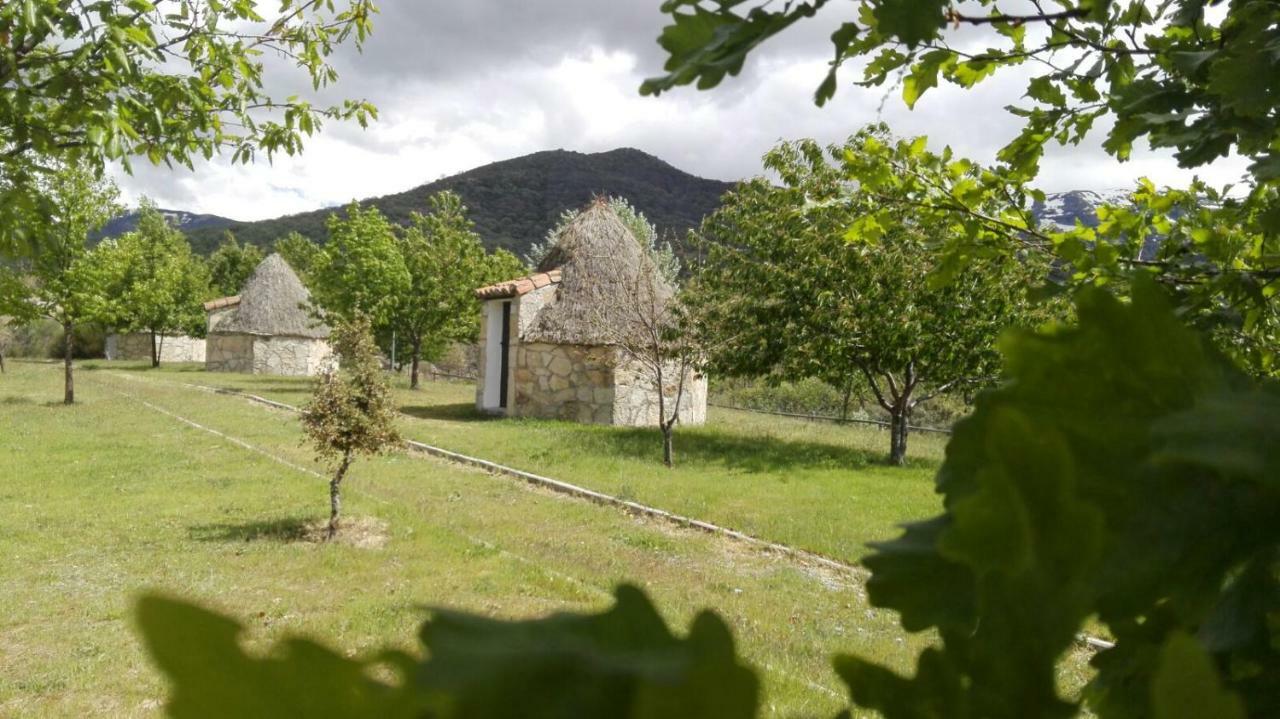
left=105, top=332, right=206, bottom=363
left=205, top=254, right=332, bottom=376
left=473, top=201, right=706, bottom=426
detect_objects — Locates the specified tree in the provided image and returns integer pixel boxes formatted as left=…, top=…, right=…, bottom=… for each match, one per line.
left=0, top=0, right=377, bottom=255
left=0, top=316, right=10, bottom=373
left=273, top=232, right=321, bottom=287
left=644, top=1, right=1280, bottom=378
left=643, top=0, right=1280, bottom=191
left=695, top=138, right=1050, bottom=464
left=311, top=204, right=411, bottom=336
left=299, top=314, right=400, bottom=540
left=601, top=256, right=700, bottom=468
left=98, top=203, right=211, bottom=367
left=0, top=163, right=119, bottom=402
left=646, top=3, right=1280, bottom=715
left=206, top=232, right=264, bottom=297
left=393, top=191, right=525, bottom=389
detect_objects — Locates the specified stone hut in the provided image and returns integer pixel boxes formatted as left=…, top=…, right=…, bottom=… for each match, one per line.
left=205, top=254, right=332, bottom=376
left=473, top=201, right=706, bottom=426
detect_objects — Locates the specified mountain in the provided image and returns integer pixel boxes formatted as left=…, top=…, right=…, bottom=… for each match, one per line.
left=176, top=148, right=736, bottom=257
left=101, top=149, right=1134, bottom=262
left=97, top=208, right=238, bottom=241
left=1030, top=189, right=1132, bottom=230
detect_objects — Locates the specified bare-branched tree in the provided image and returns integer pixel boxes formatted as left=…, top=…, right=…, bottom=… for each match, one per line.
left=590, top=247, right=700, bottom=468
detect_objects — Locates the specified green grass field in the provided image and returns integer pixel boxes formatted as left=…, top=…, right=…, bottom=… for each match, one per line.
left=0, top=361, right=1092, bottom=716
left=119, top=362, right=950, bottom=564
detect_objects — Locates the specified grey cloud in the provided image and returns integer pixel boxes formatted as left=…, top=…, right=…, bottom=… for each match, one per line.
left=111, top=0, right=1237, bottom=219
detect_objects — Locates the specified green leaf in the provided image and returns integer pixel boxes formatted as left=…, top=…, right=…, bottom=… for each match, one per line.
left=1151, top=632, right=1246, bottom=719
left=903, top=50, right=951, bottom=108
left=1026, top=76, right=1067, bottom=107
left=414, top=584, right=759, bottom=718
left=135, top=595, right=421, bottom=719
left=872, top=0, right=947, bottom=48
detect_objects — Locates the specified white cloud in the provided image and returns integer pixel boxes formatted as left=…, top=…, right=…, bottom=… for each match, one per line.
left=110, top=1, right=1251, bottom=221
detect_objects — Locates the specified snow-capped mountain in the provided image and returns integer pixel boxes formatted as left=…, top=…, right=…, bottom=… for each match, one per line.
left=1029, top=189, right=1133, bottom=230
left=95, top=208, right=238, bottom=243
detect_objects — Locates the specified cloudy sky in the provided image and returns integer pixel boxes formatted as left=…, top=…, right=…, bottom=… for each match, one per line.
left=113, top=1, right=1251, bottom=221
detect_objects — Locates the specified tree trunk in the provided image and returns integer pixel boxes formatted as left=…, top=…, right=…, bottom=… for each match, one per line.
left=327, top=453, right=352, bottom=540
left=63, top=321, right=74, bottom=404
left=150, top=330, right=161, bottom=368
left=0, top=349, right=6, bottom=373
left=661, top=424, right=674, bottom=468
left=888, top=406, right=909, bottom=466
left=410, top=338, right=422, bottom=390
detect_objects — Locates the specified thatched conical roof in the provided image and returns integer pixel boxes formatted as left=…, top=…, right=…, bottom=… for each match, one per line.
left=523, top=199, right=671, bottom=345
left=216, top=254, right=329, bottom=339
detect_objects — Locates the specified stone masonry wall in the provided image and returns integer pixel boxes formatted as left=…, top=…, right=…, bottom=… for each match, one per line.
left=513, top=342, right=616, bottom=424
left=205, top=333, right=254, bottom=373
left=612, top=358, right=708, bottom=427
left=252, top=336, right=332, bottom=377
left=106, top=332, right=206, bottom=363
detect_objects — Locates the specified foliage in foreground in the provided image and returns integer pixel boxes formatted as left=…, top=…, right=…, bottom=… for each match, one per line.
left=299, top=314, right=400, bottom=539
left=136, top=584, right=757, bottom=719
left=643, top=0, right=1280, bottom=190
left=0, top=0, right=377, bottom=255
left=138, top=284, right=1278, bottom=717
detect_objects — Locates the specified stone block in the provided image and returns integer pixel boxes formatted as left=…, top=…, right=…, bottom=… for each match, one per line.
left=548, top=355, right=572, bottom=376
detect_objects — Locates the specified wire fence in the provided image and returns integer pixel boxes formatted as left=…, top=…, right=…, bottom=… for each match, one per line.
left=707, top=401, right=954, bottom=436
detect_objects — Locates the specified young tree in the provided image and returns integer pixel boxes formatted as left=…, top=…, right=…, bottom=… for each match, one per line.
left=300, top=314, right=400, bottom=540
left=0, top=1, right=377, bottom=255
left=206, top=232, right=264, bottom=297
left=0, top=315, right=11, bottom=373
left=600, top=255, right=700, bottom=468
left=98, top=203, right=211, bottom=367
left=393, top=191, right=525, bottom=389
left=694, top=139, right=1050, bottom=464
left=0, top=163, right=119, bottom=403
left=311, top=204, right=411, bottom=336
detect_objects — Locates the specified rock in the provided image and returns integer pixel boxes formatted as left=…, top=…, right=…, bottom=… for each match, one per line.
left=548, top=355, right=572, bottom=376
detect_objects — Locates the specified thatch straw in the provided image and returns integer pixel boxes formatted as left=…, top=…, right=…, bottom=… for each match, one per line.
left=215, top=254, right=329, bottom=339
left=524, top=200, right=672, bottom=345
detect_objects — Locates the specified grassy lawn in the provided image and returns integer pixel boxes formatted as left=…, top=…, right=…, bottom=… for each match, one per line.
left=1, top=360, right=953, bottom=717
left=118, top=362, right=950, bottom=564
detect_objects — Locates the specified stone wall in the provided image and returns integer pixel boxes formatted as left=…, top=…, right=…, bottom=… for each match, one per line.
left=206, top=333, right=254, bottom=373
left=106, top=332, right=206, bottom=363
left=252, top=336, right=333, bottom=376
left=206, top=333, right=332, bottom=375
left=513, top=342, right=616, bottom=424
left=612, top=358, right=708, bottom=427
